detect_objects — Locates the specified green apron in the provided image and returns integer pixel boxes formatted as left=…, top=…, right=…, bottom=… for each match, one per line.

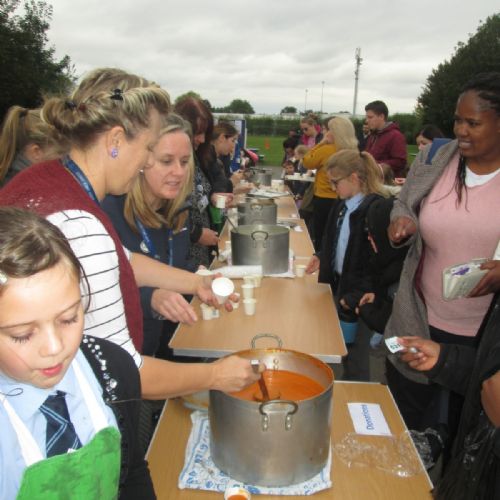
left=1, top=359, right=121, bottom=499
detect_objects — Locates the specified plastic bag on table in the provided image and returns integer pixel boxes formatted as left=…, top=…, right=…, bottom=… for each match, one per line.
left=334, top=431, right=425, bottom=477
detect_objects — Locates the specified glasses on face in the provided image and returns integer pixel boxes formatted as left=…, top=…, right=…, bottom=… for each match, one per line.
left=329, top=175, right=348, bottom=188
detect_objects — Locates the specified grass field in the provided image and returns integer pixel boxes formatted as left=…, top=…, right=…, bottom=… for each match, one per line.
left=246, top=135, right=284, bottom=166
left=247, top=134, right=419, bottom=168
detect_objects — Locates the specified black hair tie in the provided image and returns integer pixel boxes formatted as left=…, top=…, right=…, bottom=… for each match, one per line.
left=110, top=89, right=124, bottom=101
left=65, top=100, right=77, bottom=110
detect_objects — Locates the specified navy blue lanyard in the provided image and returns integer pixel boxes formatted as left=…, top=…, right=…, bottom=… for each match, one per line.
left=63, top=156, right=100, bottom=205
left=135, top=217, right=173, bottom=265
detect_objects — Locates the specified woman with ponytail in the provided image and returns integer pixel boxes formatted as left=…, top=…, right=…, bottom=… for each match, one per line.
left=0, top=106, right=63, bottom=185
left=384, top=73, right=500, bottom=461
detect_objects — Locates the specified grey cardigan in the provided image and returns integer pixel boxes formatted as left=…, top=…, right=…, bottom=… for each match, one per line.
left=385, top=140, right=460, bottom=383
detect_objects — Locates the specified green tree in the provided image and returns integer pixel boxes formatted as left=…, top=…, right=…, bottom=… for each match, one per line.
left=174, top=90, right=202, bottom=105
left=417, top=13, right=500, bottom=136
left=0, top=0, right=74, bottom=120
left=280, top=106, right=297, bottom=114
left=226, top=99, right=255, bottom=114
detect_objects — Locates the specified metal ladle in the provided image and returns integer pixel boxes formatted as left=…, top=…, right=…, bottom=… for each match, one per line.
left=251, top=359, right=279, bottom=402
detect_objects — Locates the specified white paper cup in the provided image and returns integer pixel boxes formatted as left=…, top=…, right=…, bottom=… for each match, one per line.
left=243, top=298, right=257, bottom=316
left=211, top=277, right=235, bottom=304
left=214, top=194, right=227, bottom=209
left=241, top=283, right=254, bottom=299
left=224, top=485, right=251, bottom=499
left=251, top=274, right=263, bottom=287
left=200, top=304, right=214, bottom=320
left=295, top=264, right=306, bottom=278
left=229, top=292, right=240, bottom=309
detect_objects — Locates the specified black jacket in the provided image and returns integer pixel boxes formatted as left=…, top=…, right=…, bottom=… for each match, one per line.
left=81, top=336, right=156, bottom=499
left=318, top=193, right=382, bottom=314
left=426, top=295, right=500, bottom=499
left=358, top=197, right=408, bottom=333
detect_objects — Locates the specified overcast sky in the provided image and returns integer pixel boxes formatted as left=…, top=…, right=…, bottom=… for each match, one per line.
left=43, top=1, right=498, bottom=115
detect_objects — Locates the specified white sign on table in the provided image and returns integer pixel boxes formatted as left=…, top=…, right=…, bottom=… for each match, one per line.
left=347, top=402, right=392, bottom=436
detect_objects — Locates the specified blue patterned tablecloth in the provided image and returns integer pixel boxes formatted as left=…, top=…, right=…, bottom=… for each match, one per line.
left=178, top=411, right=332, bottom=495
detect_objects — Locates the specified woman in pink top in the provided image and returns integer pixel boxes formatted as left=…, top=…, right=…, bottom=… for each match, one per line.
left=299, top=114, right=323, bottom=148
left=384, top=73, right=500, bottom=449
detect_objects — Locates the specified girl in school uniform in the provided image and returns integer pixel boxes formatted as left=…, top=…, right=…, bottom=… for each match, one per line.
left=0, top=206, right=153, bottom=499
left=306, top=149, right=388, bottom=379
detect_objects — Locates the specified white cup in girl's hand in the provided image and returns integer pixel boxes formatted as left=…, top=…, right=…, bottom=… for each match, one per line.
left=211, top=277, right=235, bottom=304
left=243, top=298, right=257, bottom=316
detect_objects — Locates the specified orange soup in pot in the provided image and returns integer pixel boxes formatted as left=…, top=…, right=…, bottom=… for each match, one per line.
left=230, top=369, right=324, bottom=402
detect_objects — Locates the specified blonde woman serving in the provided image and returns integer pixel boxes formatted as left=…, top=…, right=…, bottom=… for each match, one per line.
left=0, top=68, right=261, bottom=400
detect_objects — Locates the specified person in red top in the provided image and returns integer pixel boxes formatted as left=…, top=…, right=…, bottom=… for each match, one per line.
left=364, top=100, right=407, bottom=177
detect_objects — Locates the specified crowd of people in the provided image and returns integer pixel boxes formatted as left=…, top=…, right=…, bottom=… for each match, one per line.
left=0, top=66, right=498, bottom=498
left=285, top=73, right=500, bottom=498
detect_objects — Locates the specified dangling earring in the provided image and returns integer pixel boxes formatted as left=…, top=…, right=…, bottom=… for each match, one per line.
left=111, top=147, right=119, bottom=159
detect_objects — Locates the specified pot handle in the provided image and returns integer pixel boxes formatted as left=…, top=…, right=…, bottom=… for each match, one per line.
left=251, top=333, right=283, bottom=349
left=251, top=230, right=269, bottom=241
left=259, top=400, right=298, bottom=431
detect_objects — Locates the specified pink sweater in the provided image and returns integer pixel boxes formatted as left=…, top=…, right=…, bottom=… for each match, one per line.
left=419, top=155, right=500, bottom=336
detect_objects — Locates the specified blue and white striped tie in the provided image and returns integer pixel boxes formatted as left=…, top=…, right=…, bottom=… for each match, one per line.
left=40, top=391, right=82, bottom=457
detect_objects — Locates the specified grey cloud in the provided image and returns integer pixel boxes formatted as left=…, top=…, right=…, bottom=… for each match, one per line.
left=46, top=0, right=499, bottom=114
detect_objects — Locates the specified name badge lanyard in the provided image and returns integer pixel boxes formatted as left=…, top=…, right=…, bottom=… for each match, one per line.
left=63, top=156, right=173, bottom=265
left=135, top=217, right=173, bottom=266
left=63, top=156, right=100, bottom=206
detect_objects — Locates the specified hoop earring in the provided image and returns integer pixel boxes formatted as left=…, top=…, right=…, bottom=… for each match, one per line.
left=111, top=147, right=119, bottom=159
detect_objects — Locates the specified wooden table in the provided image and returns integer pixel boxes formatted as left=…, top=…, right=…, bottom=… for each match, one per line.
left=169, top=193, right=346, bottom=363
left=169, top=268, right=345, bottom=362
left=147, top=382, right=433, bottom=499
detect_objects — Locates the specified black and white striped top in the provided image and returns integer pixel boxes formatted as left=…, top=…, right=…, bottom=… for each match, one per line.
left=48, top=209, right=142, bottom=367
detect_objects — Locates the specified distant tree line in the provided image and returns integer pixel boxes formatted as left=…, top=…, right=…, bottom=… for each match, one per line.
left=2, top=3, right=498, bottom=143
left=174, top=92, right=255, bottom=114
left=245, top=113, right=421, bottom=145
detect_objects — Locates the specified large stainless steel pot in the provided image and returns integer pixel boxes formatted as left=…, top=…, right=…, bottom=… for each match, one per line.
left=231, top=224, right=289, bottom=274
left=209, top=334, right=334, bottom=487
left=237, top=198, right=277, bottom=226
left=248, top=168, right=273, bottom=187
